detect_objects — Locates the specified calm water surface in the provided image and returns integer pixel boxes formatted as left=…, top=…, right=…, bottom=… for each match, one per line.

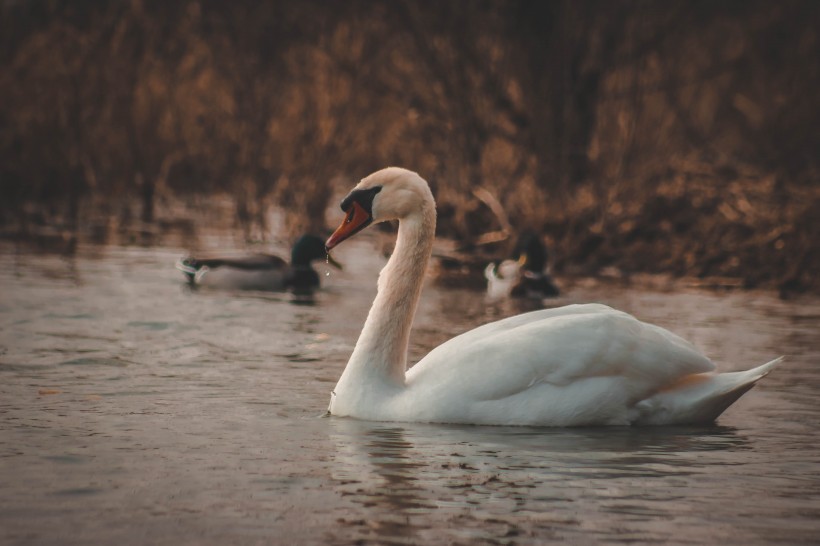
left=1, top=240, right=819, bottom=545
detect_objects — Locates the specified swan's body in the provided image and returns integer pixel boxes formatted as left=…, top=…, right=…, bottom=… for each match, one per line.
left=325, top=168, right=780, bottom=426
left=176, top=234, right=339, bottom=293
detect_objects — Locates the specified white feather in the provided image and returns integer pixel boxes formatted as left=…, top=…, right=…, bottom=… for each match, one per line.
left=328, top=168, right=781, bottom=426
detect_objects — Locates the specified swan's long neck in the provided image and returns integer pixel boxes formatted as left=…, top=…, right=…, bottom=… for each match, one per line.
left=340, top=201, right=436, bottom=390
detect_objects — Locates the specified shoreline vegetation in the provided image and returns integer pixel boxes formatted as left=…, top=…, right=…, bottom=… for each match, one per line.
left=1, top=1, right=817, bottom=296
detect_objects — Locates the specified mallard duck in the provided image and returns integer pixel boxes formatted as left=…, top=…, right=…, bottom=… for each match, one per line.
left=485, top=231, right=560, bottom=299
left=176, top=234, right=340, bottom=293
left=323, top=167, right=781, bottom=426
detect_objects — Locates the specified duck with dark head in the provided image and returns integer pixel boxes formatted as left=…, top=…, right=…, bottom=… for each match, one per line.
left=176, top=234, right=340, bottom=293
left=485, top=231, right=560, bottom=299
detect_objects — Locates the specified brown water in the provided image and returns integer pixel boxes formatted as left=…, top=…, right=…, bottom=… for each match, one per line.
left=1, top=239, right=819, bottom=545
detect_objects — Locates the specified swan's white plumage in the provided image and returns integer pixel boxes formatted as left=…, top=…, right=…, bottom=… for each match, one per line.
left=327, top=167, right=780, bottom=426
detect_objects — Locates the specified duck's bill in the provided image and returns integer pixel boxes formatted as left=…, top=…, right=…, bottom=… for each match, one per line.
left=325, top=201, right=372, bottom=251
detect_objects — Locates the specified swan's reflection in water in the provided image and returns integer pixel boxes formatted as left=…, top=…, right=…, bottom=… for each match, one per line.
left=329, top=422, right=432, bottom=542
left=328, top=418, right=752, bottom=544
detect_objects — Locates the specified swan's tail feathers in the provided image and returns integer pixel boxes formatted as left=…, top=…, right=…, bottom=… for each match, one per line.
left=745, top=356, right=783, bottom=380
left=633, top=356, right=783, bottom=425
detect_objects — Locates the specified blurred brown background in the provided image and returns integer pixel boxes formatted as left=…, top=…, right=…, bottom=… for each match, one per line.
left=0, top=0, right=817, bottom=294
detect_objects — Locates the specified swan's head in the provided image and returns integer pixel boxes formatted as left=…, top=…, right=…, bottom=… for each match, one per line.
left=326, top=167, right=434, bottom=251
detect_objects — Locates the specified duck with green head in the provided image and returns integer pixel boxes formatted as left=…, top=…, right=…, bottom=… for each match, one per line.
left=485, top=231, right=560, bottom=299
left=176, top=234, right=340, bottom=293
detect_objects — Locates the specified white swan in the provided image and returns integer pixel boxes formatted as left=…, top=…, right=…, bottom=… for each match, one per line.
left=325, top=167, right=781, bottom=426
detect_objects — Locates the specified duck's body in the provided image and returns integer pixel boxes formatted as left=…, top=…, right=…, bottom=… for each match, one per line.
left=484, top=260, right=521, bottom=299
left=485, top=231, right=560, bottom=299
left=485, top=260, right=561, bottom=299
left=177, top=234, right=338, bottom=293
left=325, top=168, right=780, bottom=426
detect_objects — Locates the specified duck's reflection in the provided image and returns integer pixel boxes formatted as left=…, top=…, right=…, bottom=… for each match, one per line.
left=289, top=292, right=317, bottom=306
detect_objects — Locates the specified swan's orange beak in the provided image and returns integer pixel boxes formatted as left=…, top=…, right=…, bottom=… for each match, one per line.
left=326, top=201, right=372, bottom=251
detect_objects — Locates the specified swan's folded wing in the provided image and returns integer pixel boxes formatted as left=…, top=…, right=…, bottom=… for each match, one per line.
left=406, top=304, right=714, bottom=404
